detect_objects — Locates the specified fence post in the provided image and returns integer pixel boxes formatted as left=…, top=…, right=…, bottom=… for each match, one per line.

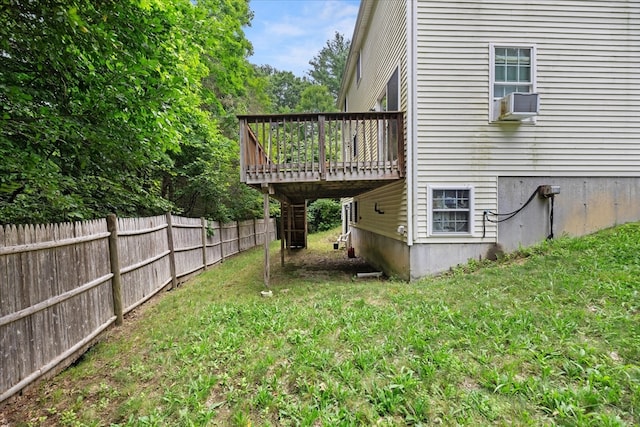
left=165, top=213, right=177, bottom=289
left=106, top=214, right=124, bottom=326
left=220, top=222, right=225, bottom=263
left=253, top=218, right=258, bottom=247
left=201, top=217, right=207, bottom=271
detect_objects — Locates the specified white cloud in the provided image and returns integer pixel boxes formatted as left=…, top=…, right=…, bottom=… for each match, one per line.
left=245, top=0, right=360, bottom=75
left=269, top=21, right=306, bottom=37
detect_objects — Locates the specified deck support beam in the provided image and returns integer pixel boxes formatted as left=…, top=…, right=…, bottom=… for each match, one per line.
left=280, top=202, right=285, bottom=267
left=287, top=203, right=293, bottom=254
left=262, top=184, right=273, bottom=289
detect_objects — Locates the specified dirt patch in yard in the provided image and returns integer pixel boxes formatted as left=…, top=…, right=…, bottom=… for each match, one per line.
left=275, top=234, right=381, bottom=281
left=284, top=248, right=376, bottom=274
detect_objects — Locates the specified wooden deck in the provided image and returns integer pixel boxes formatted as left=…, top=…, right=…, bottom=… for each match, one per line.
left=239, top=112, right=405, bottom=203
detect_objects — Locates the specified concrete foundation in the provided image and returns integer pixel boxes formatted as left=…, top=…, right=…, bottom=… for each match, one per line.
left=351, top=176, right=640, bottom=281
left=497, top=177, right=640, bottom=252
left=350, top=228, right=410, bottom=280
left=408, top=241, right=497, bottom=279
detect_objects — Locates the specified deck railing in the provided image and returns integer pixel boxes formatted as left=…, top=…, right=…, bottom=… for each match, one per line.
left=239, top=112, right=404, bottom=184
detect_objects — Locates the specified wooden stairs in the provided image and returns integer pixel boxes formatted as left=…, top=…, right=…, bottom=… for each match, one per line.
left=282, top=203, right=307, bottom=249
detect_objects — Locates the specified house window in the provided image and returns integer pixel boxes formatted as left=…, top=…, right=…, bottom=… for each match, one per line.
left=352, top=201, right=358, bottom=223
left=377, top=67, right=399, bottom=161
left=356, top=50, right=362, bottom=83
left=386, top=67, right=399, bottom=111
left=430, top=187, right=473, bottom=234
left=491, top=46, right=535, bottom=99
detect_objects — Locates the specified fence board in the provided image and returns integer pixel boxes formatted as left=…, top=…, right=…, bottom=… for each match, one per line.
left=0, top=219, right=114, bottom=403
left=0, top=215, right=276, bottom=403
left=221, top=223, right=240, bottom=257
left=205, top=221, right=222, bottom=266
left=255, top=219, right=266, bottom=246
left=117, top=215, right=171, bottom=314
left=172, top=215, right=204, bottom=279
left=238, top=220, right=255, bottom=252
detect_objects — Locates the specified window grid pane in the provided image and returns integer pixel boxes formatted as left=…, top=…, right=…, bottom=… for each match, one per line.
left=494, top=84, right=531, bottom=98
left=432, top=189, right=470, bottom=233
left=494, top=47, right=532, bottom=90
left=433, top=211, right=469, bottom=233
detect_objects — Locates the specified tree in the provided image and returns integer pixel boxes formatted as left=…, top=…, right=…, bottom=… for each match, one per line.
left=307, top=199, right=341, bottom=233
left=307, top=32, right=350, bottom=101
left=257, top=65, right=310, bottom=113
left=296, top=85, right=337, bottom=113
left=0, top=0, right=261, bottom=224
left=162, top=0, right=265, bottom=222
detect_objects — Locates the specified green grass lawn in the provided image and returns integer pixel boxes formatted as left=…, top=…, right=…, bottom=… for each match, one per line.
left=7, top=224, right=640, bottom=426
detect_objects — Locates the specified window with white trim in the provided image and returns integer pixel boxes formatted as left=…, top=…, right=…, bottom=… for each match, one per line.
left=491, top=45, right=535, bottom=99
left=430, top=187, right=473, bottom=234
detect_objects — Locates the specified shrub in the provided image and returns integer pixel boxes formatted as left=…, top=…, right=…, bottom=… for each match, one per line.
left=307, top=199, right=341, bottom=233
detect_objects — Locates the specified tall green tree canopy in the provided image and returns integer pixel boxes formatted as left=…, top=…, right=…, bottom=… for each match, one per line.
left=257, top=65, right=310, bottom=113
left=307, top=32, right=350, bottom=101
left=296, top=85, right=337, bottom=113
left=0, top=0, right=259, bottom=224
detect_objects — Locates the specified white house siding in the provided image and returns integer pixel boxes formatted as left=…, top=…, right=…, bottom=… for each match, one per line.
left=414, top=0, right=640, bottom=247
left=343, top=0, right=409, bottom=242
left=351, top=180, right=411, bottom=279
left=344, top=0, right=407, bottom=112
left=353, top=180, right=407, bottom=241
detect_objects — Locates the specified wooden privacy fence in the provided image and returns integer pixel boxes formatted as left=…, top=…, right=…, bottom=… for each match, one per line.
left=0, top=214, right=276, bottom=403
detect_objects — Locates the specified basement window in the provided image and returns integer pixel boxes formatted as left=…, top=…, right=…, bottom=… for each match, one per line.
left=429, top=187, right=473, bottom=234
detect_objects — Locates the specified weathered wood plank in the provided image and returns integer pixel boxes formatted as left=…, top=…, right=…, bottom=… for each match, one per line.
left=239, top=112, right=405, bottom=193
left=0, top=214, right=275, bottom=403
left=204, top=220, right=222, bottom=266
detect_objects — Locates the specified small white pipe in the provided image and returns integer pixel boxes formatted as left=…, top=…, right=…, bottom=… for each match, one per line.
left=357, top=272, right=383, bottom=278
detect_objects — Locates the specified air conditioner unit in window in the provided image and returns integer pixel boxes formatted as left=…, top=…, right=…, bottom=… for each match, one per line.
left=498, top=92, right=540, bottom=121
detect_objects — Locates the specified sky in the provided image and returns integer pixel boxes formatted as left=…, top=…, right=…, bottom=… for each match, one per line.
left=244, top=0, right=361, bottom=77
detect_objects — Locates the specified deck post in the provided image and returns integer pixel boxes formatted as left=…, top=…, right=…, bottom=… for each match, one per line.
left=318, top=114, right=326, bottom=180
left=239, top=118, right=247, bottom=183
left=287, top=203, right=293, bottom=254
left=262, top=184, right=271, bottom=289
left=280, top=202, right=285, bottom=266
left=397, top=112, right=405, bottom=175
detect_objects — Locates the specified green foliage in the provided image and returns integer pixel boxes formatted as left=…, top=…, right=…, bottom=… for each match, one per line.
left=256, top=65, right=311, bottom=113
left=160, top=0, right=264, bottom=223
left=0, top=0, right=260, bottom=224
left=1, top=0, right=186, bottom=222
left=307, top=32, right=350, bottom=100
left=307, top=198, right=341, bottom=233
left=296, top=85, right=337, bottom=113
